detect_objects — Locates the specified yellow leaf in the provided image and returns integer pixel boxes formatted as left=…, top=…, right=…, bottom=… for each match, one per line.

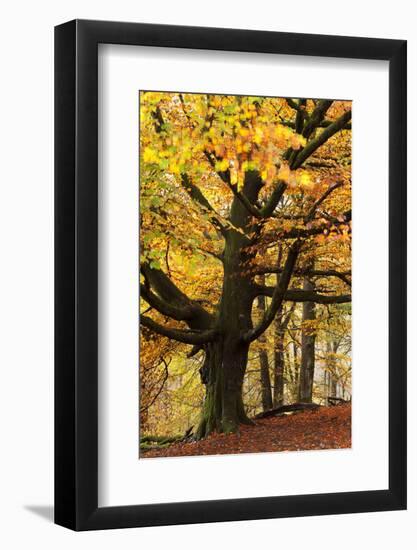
left=278, top=164, right=291, bottom=182
left=254, top=127, right=263, bottom=144
left=215, top=159, right=229, bottom=172
left=143, top=147, right=159, bottom=163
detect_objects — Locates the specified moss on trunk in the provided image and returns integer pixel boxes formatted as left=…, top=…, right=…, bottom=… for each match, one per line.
left=196, top=340, right=253, bottom=439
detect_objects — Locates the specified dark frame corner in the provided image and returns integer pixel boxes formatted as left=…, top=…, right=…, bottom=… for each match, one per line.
left=55, top=19, right=407, bottom=531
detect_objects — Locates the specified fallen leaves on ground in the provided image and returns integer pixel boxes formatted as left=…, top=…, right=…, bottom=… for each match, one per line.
left=141, top=404, right=351, bottom=458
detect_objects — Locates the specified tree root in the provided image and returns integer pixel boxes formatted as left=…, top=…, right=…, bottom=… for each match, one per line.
left=140, top=428, right=195, bottom=451
left=253, top=402, right=321, bottom=419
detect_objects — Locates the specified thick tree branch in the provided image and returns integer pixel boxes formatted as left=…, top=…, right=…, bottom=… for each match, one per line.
left=243, top=242, right=301, bottom=343
left=305, top=181, right=343, bottom=222
left=141, top=263, right=213, bottom=327
left=140, top=315, right=218, bottom=345
left=279, top=119, right=351, bottom=131
left=225, top=176, right=287, bottom=220
left=321, top=119, right=351, bottom=130
left=260, top=181, right=287, bottom=217
left=302, top=100, right=333, bottom=139
left=319, top=208, right=352, bottom=225
left=204, top=150, right=286, bottom=221
left=140, top=284, right=196, bottom=321
left=151, top=106, right=165, bottom=133
left=230, top=179, right=287, bottom=220
left=203, top=156, right=265, bottom=219
left=253, top=267, right=351, bottom=286
left=285, top=290, right=351, bottom=304
left=295, top=99, right=307, bottom=133
left=264, top=209, right=351, bottom=240
left=229, top=182, right=264, bottom=218
left=253, top=285, right=351, bottom=304
left=291, top=110, right=352, bottom=169
left=285, top=100, right=333, bottom=164
left=285, top=98, right=302, bottom=111
left=142, top=263, right=189, bottom=304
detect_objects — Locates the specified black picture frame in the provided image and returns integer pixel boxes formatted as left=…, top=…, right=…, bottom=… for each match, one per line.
left=55, top=19, right=407, bottom=531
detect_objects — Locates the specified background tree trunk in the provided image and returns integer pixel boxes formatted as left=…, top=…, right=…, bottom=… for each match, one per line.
left=298, top=277, right=316, bottom=402
left=326, top=339, right=340, bottom=403
left=257, top=279, right=273, bottom=411
left=273, top=303, right=295, bottom=406
left=273, top=304, right=285, bottom=407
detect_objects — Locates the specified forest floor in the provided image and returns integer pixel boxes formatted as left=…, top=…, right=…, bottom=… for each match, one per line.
left=141, top=403, right=351, bottom=458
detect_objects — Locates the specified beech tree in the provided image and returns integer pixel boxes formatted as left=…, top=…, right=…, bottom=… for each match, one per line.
left=298, top=276, right=316, bottom=403
left=140, top=93, right=351, bottom=438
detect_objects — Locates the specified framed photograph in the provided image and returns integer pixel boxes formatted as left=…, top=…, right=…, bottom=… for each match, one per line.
left=55, top=19, right=406, bottom=531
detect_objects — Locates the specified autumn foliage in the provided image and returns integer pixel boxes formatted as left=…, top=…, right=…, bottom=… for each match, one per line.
left=142, top=404, right=352, bottom=458
left=139, top=92, right=351, bottom=454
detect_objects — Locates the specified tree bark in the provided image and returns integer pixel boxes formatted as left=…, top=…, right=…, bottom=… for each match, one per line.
left=273, top=304, right=285, bottom=407
left=326, top=339, right=339, bottom=403
left=196, top=171, right=263, bottom=437
left=298, top=277, right=316, bottom=402
left=259, top=346, right=273, bottom=411
left=257, top=277, right=273, bottom=412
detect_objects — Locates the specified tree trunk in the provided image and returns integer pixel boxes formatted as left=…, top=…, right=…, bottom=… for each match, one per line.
left=257, top=279, right=273, bottom=412
left=273, top=304, right=285, bottom=407
left=259, top=344, right=273, bottom=412
left=196, top=171, right=263, bottom=437
left=293, top=341, right=299, bottom=390
left=195, top=340, right=252, bottom=438
left=196, top=281, right=251, bottom=438
left=298, top=277, right=316, bottom=402
left=326, top=340, right=339, bottom=402
left=274, top=303, right=295, bottom=406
